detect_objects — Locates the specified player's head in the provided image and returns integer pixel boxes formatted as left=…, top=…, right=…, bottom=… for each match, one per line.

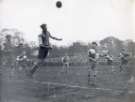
left=91, top=41, right=97, bottom=49
left=40, top=24, right=47, bottom=32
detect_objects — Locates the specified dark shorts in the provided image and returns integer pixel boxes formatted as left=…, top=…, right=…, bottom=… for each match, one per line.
left=38, top=46, right=49, bottom=60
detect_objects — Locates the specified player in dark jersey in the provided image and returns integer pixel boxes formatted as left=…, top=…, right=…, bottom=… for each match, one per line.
left=119, top=49, right=129, bottom=72
left=29, top=24, right=62, bottom=77
left=87, top=42, right=98, bottom=86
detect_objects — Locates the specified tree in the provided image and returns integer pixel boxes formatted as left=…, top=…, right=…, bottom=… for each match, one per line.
left=100, top=36, right=124, bottom=56
left=125, top=40, right=135, bottom=57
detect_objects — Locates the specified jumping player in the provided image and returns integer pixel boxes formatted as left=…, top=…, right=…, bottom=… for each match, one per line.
left=119, top=48, right=129, bottom=72
left=61, top=53, right=70, bottom=73
left=29, top=24, right=62, bottom=77
left=88, top=42, right=98, bottom=86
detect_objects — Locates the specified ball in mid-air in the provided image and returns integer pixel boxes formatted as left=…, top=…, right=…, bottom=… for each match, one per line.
left=56, top=1, right=62, bottom=8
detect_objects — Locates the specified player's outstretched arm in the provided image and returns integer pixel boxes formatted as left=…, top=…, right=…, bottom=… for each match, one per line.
left=49, top=32, right=62, bottom=41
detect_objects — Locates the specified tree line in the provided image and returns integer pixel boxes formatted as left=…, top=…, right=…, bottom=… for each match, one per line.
left=0, top=28, right=135, bottom=66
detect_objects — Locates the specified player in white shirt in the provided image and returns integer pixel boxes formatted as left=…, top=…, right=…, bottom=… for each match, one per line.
left=61, top=54, right=70, bottom=73
left=15, top=51, right=29, bottom=71
left=11, top=51, right=29, bottom=76
left=88, top=42, right=98, bottom=86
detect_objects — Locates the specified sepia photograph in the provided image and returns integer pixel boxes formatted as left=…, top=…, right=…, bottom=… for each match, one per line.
left=0, top=0, right=135, bottom=102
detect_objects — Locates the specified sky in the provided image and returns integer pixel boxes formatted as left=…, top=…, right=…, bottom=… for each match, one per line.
left=0, top=0, right=135, bottom=46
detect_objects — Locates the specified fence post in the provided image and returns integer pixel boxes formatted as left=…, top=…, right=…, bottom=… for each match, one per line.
left=47, top=83, right=50, bottom=96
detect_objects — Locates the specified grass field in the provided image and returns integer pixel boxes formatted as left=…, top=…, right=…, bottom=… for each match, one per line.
left=1, top=63, right=135, bottom=102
